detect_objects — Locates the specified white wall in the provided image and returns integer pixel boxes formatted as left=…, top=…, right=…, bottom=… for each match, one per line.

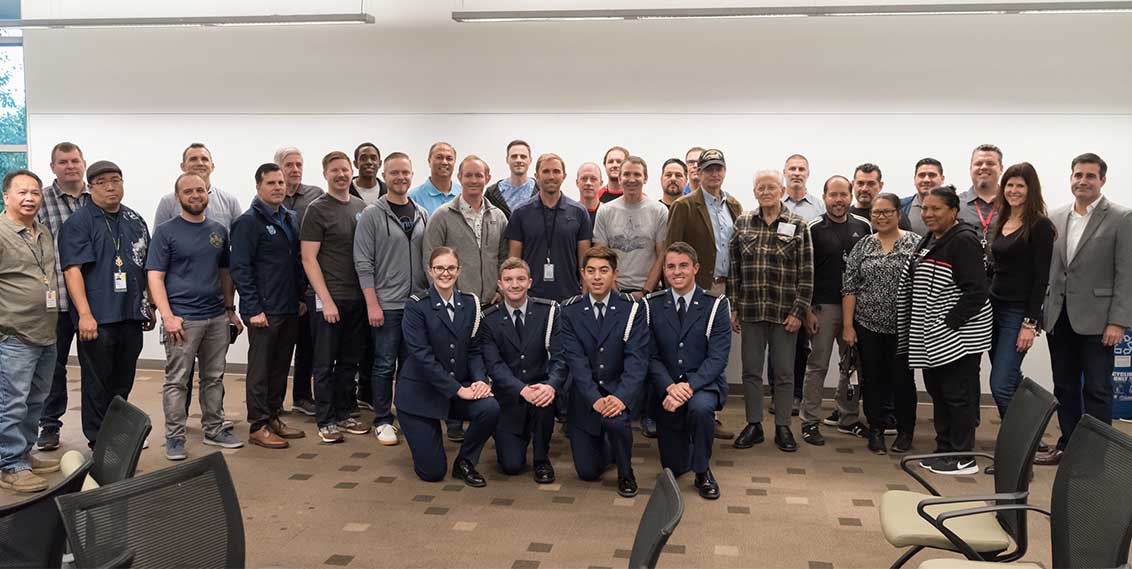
left=20, top=1, right=1132, bottom=391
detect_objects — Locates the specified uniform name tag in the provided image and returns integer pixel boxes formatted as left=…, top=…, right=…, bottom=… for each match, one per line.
left=113, top=272, right=128, bottom=292
left=543, top=263, right=555, bottom=282
left=46, top=290, right=57, bottom=309
left=777, top=223, right=796, bottom=237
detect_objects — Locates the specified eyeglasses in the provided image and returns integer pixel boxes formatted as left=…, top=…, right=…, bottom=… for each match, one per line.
left=431, top=265, right=459, bottom=274
left=871, top=208, right=898, bottom=218
left=92, top=177, right=123, bottom=187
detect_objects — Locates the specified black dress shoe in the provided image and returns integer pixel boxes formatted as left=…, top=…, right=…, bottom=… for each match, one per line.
left=533, top=462, right=556, bottom=484
left=774, top=426, right=798, bottom=452
left=891, top=432, right=914, bottom=454
left=447, top=422, right=465, bottom=443
left=641, top=418, right=658, bottom=439
left=618, top=471, right=638, bottom=498
left=453, top=459, right=486, bottom=487
left=734, top=423, right=764, bottom=449
left=694, top=469, right=720, bottom=500
left=1034, top=448, right=1063, bottom=466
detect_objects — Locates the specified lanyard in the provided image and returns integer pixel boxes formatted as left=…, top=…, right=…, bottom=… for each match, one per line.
left=541, top=204, right=559, bottom=263
left=19, top=229, right=51, bottom=286
left=101, top=210, right=125, bottom=268
left=974, top=202, right=996, bottom=234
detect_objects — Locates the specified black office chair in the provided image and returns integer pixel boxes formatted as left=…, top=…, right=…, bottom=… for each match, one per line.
left=918, top=414, right=1132, bottom=569
left=0, top=456, right=93, bottom=569
left=55, top=452, right=244, bottom=569
left=89, top=396, right=151, bottom=487
left=880, top=377, right=1057, bottom=568
left=627, top=468, right=684, bottom=569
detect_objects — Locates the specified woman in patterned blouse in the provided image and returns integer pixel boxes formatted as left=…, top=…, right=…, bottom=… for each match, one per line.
left=842, top=193, right=920, bottom=454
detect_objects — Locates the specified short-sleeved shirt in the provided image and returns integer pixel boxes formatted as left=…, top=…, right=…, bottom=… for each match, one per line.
left=808, top=214, right=871, bottom=305
left=0, top=217, right=59, bottom=346
left=154, top=186, right=242, bottom=229
left=145, top=216, right=230, bottom=320
left=299, top=193, right=367, bottom=302
left=592, top=198, right=669, bottom=290
left=958, top=187, right=998, bottom=244
left=504, top=194, right=593, bottom=302
left=408, top=178, right=463, bottom=216
left=497, top=178, right=536, bottom=212
left=58, top=202, right=151, bottom=325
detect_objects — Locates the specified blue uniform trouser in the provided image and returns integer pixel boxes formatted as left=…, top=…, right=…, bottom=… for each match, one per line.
left=495, top=403, right=556, bottom=474
left=569, top=412, right=633, bottom=481
left=656, top=390, right=718, bottom=476
left=400, top=397, right=501, bottom=482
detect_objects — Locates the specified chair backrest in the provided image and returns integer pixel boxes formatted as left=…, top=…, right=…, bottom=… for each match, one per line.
left=627, top=468, right=684, bottom=569
left=55, top=452, right=244, bottom=569
left=90, top=396, right=152, bottom=486
left=991, top=377, right=1057, bottom=539
left=0, top=457, right=93, bottom=569
left=1050, top=415, right=1132, bottom=569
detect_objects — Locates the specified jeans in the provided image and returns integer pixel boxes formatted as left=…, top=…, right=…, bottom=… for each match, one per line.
left=370, top=309, right=405, bottom=426
left=0, top=337, right=56, bottom=472
left=78, top=321, right=143, bottom=447
left=162, top=315, right=230, bottom=441
left=310, top=297, right=366, bottom=428
left=740, top=321, right=798, bottom=425
left=39, top=314, right=76, bottom=432
left=988, top=300, right=1028, bottom=418
left=246, top=314, right=299, bottom=432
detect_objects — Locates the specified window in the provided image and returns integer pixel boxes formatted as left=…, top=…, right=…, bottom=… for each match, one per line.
left=0, top=30, right=27, bottom=189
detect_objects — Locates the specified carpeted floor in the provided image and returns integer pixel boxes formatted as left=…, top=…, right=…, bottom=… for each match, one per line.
left=8, top=367, right=1098, bottom=569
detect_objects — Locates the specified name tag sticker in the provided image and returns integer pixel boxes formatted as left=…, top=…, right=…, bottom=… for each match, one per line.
left=543, top=263, right=555, bottom=282
left=315, top=296, right=324, bottom=312
left=777, top=223, right=796, bottom=237
left=113, top=272, right=128, bottom=292
left=46, top=290, right=57, bottom=309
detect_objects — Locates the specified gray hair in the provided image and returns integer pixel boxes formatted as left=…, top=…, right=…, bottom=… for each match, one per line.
left=753, top=169, right=784, bottom=187
left=273, top=146, right=302, bottom=166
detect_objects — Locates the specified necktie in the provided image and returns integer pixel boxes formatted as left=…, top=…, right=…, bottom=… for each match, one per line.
left=513, top=309, right=525, bottom=337
left=446, top=302, right=455, bottom=322
left=677, top=296, right=687, bottom=325
left=595, top=301, right=605, bottom=327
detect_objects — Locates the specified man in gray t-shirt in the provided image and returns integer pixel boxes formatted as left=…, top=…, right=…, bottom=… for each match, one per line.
left=592, top=157, right=668, bottom=295
left=154, top=143, right=242, bottom=229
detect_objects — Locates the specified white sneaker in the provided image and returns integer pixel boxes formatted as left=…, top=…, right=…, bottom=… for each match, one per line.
left=142, top=438, right=150, bottom=449
left=374, top=424, right=399, bottom=446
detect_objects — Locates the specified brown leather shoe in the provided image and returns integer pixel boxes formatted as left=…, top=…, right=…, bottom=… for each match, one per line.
left=269, top=418, right=306, bottom=439
left=1033, top=448, right=1063, bottom=465
left=249, top=426, right=289, bottom=449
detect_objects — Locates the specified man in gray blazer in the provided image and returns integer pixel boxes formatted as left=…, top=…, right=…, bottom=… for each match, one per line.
left=1036, top=153, right=1132, bottom=465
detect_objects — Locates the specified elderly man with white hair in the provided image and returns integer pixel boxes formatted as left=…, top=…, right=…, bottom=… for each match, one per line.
left=726, top=169, right=814, bottom=453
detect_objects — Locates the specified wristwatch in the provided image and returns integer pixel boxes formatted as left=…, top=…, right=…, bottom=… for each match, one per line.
left=225, top=306, right=237, bottom=313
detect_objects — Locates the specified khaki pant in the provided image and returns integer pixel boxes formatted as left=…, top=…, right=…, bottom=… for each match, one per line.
left=800, top=304, right=859, bottom=427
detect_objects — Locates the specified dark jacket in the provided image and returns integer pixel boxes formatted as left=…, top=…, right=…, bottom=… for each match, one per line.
left=896, top=221, right=992, bottom=368
left=229, top=198, right=302, bottom=318
left=665, top=189, right=743, bottom=290
left=646, top=288, right=731, bottom=413
left=395, top=287, right=487, bottom=420
left=481, top=297, right=566, bottom=434
left=349, top=178, right=388, bottom=201
left=484, top=180, right=539, bottom=219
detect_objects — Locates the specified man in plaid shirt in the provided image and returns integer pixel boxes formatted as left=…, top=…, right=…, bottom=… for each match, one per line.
left=34, top=142, right=91, bottom=451
left=727, top=169, right=813, bottom=453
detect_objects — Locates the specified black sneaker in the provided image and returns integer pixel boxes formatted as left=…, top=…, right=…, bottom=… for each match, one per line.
left=929, top=457, right=979, bottom=476
left=801, top=424, right=825, bottom=446
left=891, top=433, right=913, bottom=454
left=838, top=422, right=868, bottom=438
left=918, top=456, right=941, bottom=470
left=867, top=428, right=886, bottom=455
left=821, top=410, right=840, bottom=427
left=36, top=427, right=61, bottom=451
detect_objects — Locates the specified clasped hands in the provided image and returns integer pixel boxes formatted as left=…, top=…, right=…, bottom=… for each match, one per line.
left=520, top=384, right=556, bottom=407
left=592, top=394, right=627, bottom=418
left=456, top=381, right=493, bottom=400
left=662, top=381, right=694, bottom=412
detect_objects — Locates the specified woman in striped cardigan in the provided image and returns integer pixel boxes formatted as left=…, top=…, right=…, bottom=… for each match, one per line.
left=896, top=185, right=992, bottom=476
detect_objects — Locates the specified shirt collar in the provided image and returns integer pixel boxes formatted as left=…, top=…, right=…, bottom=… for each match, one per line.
left=426, top=178, right=454, bottom=198
left=589, top=292, right=611, bottom=306
left=1073, top=196, right=1102, bottom=216
left=704, top=189, right=726, bottom=206
left=51, top=180, right=90, bottom=198
left=1, top=215, right=41, bottom=234
left=783, top=193, right=814, bottom=206
left=505, top=298, right=528, bottom=317
left=670, top=287, right=695, bottom=307
left=961, top=186, right=993, bottom=206
left=458, top=195, right=488, bottom=213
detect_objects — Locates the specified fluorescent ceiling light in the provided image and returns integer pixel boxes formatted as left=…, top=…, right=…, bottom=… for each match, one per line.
left=0, top=13, right=376, bottom=30
left=452, top=2, right=1132, bottom=21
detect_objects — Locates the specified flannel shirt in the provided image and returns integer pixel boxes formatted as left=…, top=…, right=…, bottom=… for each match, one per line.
left=36, top=180, right=90, bottom=312
left=726, top=207, right=813, bottom=324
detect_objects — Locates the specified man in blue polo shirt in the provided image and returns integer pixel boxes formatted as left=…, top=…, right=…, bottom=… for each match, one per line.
left=505, top=153, right=593, bottom=302
left=58, top=161, right=155, bottom=449
left=408, top=141, right=462, bottom=215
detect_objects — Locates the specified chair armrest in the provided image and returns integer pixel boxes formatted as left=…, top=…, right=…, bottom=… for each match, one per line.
left=915, top=492, right=1030, bottom=561
left=935, top=503, right=1051, bottom=526
left=96, top=548, right=135, bottom=569
left=898, top=452, right=995, bottom=496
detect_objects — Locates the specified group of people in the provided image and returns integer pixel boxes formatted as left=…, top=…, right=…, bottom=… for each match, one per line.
left=0, top=139, right=1127, bottom=502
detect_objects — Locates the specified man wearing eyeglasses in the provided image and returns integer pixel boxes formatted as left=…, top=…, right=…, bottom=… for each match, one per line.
left=58, top=161, right=155, bottom=449
left=683, top=147, right=704, bottom=195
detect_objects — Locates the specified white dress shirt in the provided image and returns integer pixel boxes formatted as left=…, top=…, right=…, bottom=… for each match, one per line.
left=1066, top=196, right=1100, bottom=265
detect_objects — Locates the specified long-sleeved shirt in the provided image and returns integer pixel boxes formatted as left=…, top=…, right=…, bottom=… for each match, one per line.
left=726, top=207, right=813, bottom=323
left=842, top=232, right=920, bottom=334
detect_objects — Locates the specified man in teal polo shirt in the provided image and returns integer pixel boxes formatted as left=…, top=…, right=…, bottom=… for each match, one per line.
left=408, top=142, right=463, bottom=215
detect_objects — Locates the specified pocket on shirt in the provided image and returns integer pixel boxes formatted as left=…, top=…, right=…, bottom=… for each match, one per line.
left=738, top=234, right=761, bottom=256
left=774, top=235, right=800, bottom=259
left=1094, top=288, right=1114, bottom=297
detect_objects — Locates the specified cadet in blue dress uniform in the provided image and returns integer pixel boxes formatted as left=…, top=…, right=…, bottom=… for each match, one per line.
left=395, top=247, right=501, bottom=487
left=558, top=246, right=649, bottom=497
left=646, top=242, right=731, bottom=499
left=481, top=258, right=566, bottom=483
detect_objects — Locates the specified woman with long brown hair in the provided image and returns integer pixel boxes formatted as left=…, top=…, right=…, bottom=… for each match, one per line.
left=987, top=162, right=1055, bottom=420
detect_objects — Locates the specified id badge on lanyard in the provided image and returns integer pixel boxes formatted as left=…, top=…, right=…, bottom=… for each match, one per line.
left=113, top=256, right=127, bottom=292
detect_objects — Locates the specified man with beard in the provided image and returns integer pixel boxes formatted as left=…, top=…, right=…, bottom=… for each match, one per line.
left=900, top=158, right=945, bottom=236
left=485, top=140, right=539, bottom=218
left=576, top=162, right=603, bottom=227
left=155, top=143, right=242, bottom=229
left=301, top=152, right=371, bottom=443
left=593, top=157, right=668, bottom=298
left=350, top=142, right=387, bottom=205
left=409, top=142, right=462, bottom=215
left=147, top=173, right=245, bottom=460
left=59, top=161, right=155, bottom=449
left=960, top=144, right=1004, bottom=246
left=598, top=146, right=629, bottom=203
left=659, top=159, right=687, bottom=208
left=850, top=163, right=883, bottom=219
